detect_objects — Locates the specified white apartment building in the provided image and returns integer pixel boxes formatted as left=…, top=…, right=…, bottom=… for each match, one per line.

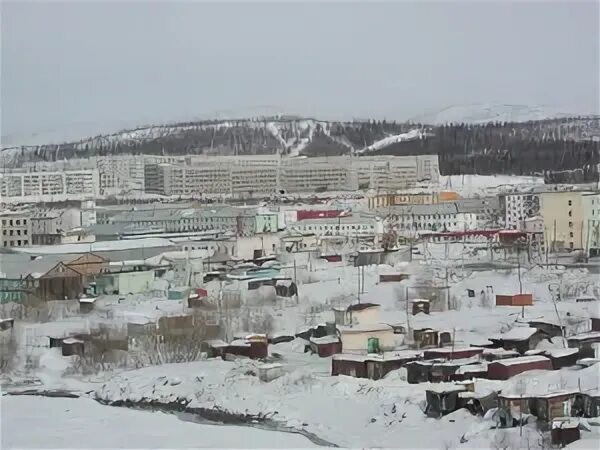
left=97, top=155, right=145, bottom=195
left=290, top=216, right=382, bottom=237
left=0, top=169, right=99, bottom=204
left=379, top=203, right=478, bottom=234
left=231, top=165, right=278, bottom=198
left=279, top=158, right=358, bottom=193
left=0, top=210, right=32, bottom=248
left=352, top=155, right=439, bottom=191
left=501, top=192, right=541, bottom=230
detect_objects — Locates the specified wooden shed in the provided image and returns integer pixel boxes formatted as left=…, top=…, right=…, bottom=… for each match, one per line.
left=411, top=299, right=430, bottom=315
left=496, top=294, right=533, bottom=307
left=551, top=418, right=581, bottom=447
left=61, top=337, right=84, bottom=356
left=529, top=390, right=579, bottom=423
left=379, top=273, right=409, bottom=283
left=309, top=335, right=342, bottom=357
left=331, top=354, right=368, bottom=378
left=32, top=262, right=85, bottom=301
left=487, top=355, right=552, bottom=380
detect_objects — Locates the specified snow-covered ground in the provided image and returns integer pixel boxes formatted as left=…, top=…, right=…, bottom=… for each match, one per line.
left=0, top=395, right=318, bottom=448
left=3, top=249, right=600, bottom=448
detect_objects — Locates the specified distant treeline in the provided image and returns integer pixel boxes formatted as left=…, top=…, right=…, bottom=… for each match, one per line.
left=3, top=117, right=599, bottom=180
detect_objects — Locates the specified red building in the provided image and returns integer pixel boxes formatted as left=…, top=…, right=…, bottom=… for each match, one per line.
left=488, top=355, right=552, bottom=380
left=296, top=210, right=346, bottom=221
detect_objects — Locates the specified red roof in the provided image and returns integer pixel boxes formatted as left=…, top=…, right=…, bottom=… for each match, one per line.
left=296, top=210, right=346, bottom=221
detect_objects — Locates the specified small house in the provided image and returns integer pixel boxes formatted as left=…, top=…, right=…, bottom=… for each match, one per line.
left=496, top=294, right=533, bottom=307
left=412, top=328, right=439, bottom=348
left=332, top=351, right=420, bottom=380
left=572, top=391, right=600, bottom=418
left=61, top=337, right=84, bottom=356
left=489, top=327, right=548, bottom=354
left=567, top=331, right=600, bottom=357
left=364, top=350, right=421, bottom=380
left=529, top=390, right=579, bottom=423
left=309, top=335, right=342, bottom=357
left=411, top=299, right=430, bottom=315
left=487, top=355, right=552, bottom=380
left=425, top=386, right=466, bottom=418
left=541, top=348, right=580, bottom=370
left=337, top=323, right=395, bottom=354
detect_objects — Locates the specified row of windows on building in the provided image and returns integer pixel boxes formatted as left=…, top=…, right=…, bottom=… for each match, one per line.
left=2, top=229, right=28, bottom=236
left=1, top=218, right=28, bottom=226
left=3, top=240, right=28, bottom=247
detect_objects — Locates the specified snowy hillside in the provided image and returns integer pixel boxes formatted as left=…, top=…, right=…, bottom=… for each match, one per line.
left=411, top=104, right=593, bottom=125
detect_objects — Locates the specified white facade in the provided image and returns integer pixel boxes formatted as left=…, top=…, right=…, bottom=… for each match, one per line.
left=290, top=216, right=382, bottom=237
left=97, top=155, right=145, bottom=195
left=338, top=324, right=396, bottom=353
left=0, top=170, right=99, bottom=203
left=144, top=154, right=439, bottom=197
left=503, top=193, right=541, bottom=230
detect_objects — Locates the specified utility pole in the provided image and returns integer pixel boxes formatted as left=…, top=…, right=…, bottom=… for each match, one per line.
left=357, top=264, right=361, bottom=303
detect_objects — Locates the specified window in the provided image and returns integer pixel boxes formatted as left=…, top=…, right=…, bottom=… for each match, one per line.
left=569, top=221, right=573, bottom=228
left=10, top=241, right=13, bottom=246
left=570, top=232, right=574, bottom=238
left=569, top=242, right=574, bottom=249
left=9, top=220, right=13, bottom=226
left=15, top=220, right=20, bottom=226
left=1, top=220, right=4, bottom=226
left=1, top=230, right=5, bottom=236
left=9, top=230, right=13, bottom=236
left=568, top=200, right=572, bottom=206
left=17, top=240, right=21, bottom=246
left=568, top=210, right=572, bottom=217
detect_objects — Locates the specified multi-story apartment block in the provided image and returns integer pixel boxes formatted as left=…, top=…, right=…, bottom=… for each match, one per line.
left=0, top=170, right=99, bottom=203
left=109, top=206, right=259, bottom=237
left=290, top=216, right=382, bottom=238
left=231, top=165, right=278, bottom=198
left=0, top=210, right=32, bottom=248
left=279, top=158, right=358, bottom=193
left=97, top=155, right=145, bottom=195
left=378, top=203, right=478, bottom=235
left=582, top=192, right=600, bottom=257
left=500, top=191, right=541, bottom=230
left=540, top=190, right=592, bottom=252
left=143, top=154, right=440, bottom=198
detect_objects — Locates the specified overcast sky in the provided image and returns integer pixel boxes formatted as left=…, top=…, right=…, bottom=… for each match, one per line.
left=2, top=1, right=599, bottom=141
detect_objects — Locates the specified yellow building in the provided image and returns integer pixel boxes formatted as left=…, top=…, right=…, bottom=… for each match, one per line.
left=540, top=191, right=592, bottom=251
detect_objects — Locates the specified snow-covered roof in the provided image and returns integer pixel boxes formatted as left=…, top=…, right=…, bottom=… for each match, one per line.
left=13, top=238, right=175, bottom=255
left=491, top=326, right=538, bottom=341
left=568, top=331, right=600, bottom=341
left=337, top=323, right=392, bottom=333
left=491, top=355, right=550, bottom=367
left=62, top=338, right=84, bottom=345
left=310, top=335, right=340, bottom=345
